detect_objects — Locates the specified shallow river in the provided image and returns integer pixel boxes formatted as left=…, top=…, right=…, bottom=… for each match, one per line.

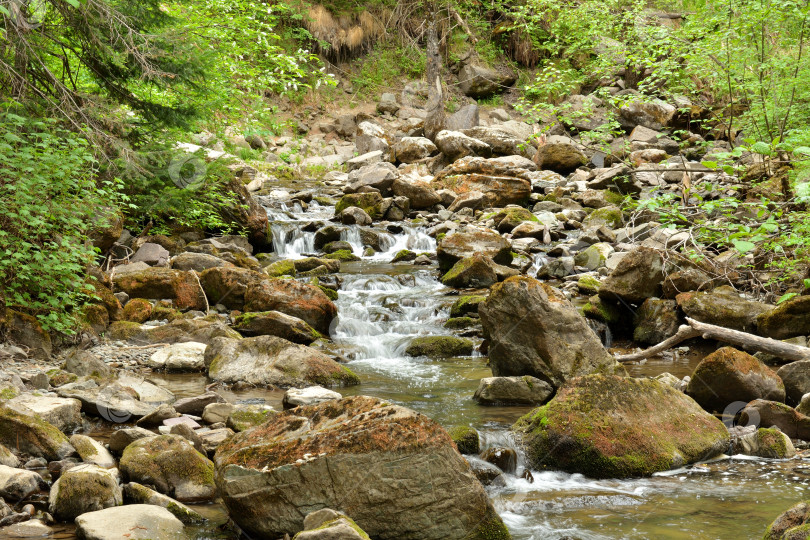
left=58, top=196, right=809, bottom=539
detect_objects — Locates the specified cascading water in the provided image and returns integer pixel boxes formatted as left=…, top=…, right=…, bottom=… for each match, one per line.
left=223, top=190, right=808, bottom=540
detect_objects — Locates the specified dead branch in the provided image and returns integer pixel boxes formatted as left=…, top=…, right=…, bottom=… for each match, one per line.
left=615, top=317, right=810, bottom=363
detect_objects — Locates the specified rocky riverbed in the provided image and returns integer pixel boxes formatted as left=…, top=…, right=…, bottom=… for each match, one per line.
left=2, top=89, right=810, bottom=540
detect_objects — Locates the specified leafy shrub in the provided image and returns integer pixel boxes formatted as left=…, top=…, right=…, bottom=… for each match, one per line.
left=0, top=106, right=121, bottom=333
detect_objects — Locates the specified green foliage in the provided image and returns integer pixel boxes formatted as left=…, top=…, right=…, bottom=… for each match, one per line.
left=350, top=44, right=424, bottom=98
left=117, top=145, right=244, bottom=236
left=0, top=106, right=121, bottom=333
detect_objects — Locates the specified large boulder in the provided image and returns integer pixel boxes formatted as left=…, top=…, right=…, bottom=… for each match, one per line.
left=480, top=277, right=621, bottom=388
left=777, top=360, right=810, bottom=406
left=392, top=177, right=442, bottom=209
left=48, top=464, right=122, bottom=521
left=434, top=130, right=492, bottom=160
left=0, top=405, right=74, bottom=460
left=632, top=298, right=680, bottom=344
left=112, top=268, right=206, bottom=311
left=740, top=399, right=810, bottom=440
left=70, top=434, right=116, bottom=468
left=120, top=434, right=216, bottom=502
left=106, top=318, right=240, bottom=345
left=0, top=464, right=46, bottom=500
left=404, top=336, right=474, bottom=358
left=676, top=288, right=772, bottom=332
left=473, top=376, right=554, bottom=406
left=74, top=504, right=185, bottom=540
left=214, top=396, right=510, bottom=539
left=170, top=252, right=229, bottom=272
left=764, top=501, right=810, bottom=540
left=198, top=266, right=264, bottom=310
left=445, top=104, right=480, bottom=131
left=461, top=127, right=527, bottom=157
left=437, top=228, right=512, bottom=272
left=685, top=347, right=785, bottom=413
left=619, top=98, right=676, bottom=130
left=205, top=336, right=359, bottom=387
left=514, top=374, right=730, bottom=478
left=598, top=247, right=664, bottom=304
left=458, top=64, right=516, bottom=98
left=244, top=278, right=337, bottom=334
left=234, top=311, right=321, bottom=344
left=534, top=142, right=587, bottom=174
left=335, top=192, right=384, bottom=220
left=432, top=157, right=531, bottom=208
left=6, top=394, right=82, bottom=433
left=440, top=254, right=498, bottom=288
left=294, top=510, right=371, bottom=540
left=146, top=342, right=207, bottom=372
left=756, top=295, right=810, bottom=339
left=390, top=137, right=438, bottom=163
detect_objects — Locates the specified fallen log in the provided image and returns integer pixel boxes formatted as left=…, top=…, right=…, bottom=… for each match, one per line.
left=614, top=317, right=810, bottom=363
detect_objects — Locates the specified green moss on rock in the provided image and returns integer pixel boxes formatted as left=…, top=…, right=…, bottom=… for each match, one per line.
left=450, top=295, right=487, bottom=318
left=405, top=336, right=475, bottom=358
left=265, top=260, right=297, bottom=277
left=448, top=426, right=480, bottom=454
left=513, top=374, right=730, bottom=479
left=324, top=249, right=361, bottom=262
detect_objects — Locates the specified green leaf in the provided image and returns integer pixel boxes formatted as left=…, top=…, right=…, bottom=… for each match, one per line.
left=751, top=141, right=772, bottom=155
left=65, top=0, right=80, bottom=7
left=777, top=292, right=798, bottom=305
left=732, top=240, right=756, bottom=254
left=0, top=5, right=10, bottom=16
left=794, top=146, right=810, bottom=156
left=701, top=160, right=718, bottom=169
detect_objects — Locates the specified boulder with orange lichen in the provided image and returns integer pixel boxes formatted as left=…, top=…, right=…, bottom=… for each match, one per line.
left=214, top=396, right=511, bottom=540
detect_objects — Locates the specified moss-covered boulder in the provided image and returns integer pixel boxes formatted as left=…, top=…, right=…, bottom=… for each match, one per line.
left=514, top=374, right=730, bottom=478
left=764, top=501, right=810, bottom=540
left=70, top=434, right=116, bottom=468
left=48, top=464, right=122, bottom=521
left=112, top=268, right=206, bottom=311
left=444, top=317, right=478, bottom=330
left=598, top=247, right=664, bottom=304
left=685, top=347, right=785, bottom=413
left=437, top=229, right=512, bottom=272
left=120, top=434, right=216, bottom=502
left=490, top=207, right=538, bottom=233
left=676, top=287, right=772, bottom=332
left=265, top=259, right=297, bottom=277
left=405, top=336, right=474, bottom=358
left=0, top=405, right=74, bottom=460
left=234, top=311, right=322, bottom=344
left=577, top=275, right=601, bottom=295
left=245, top=278, right=337, bottom=335
left=391, top=249, right=417, bottom=263
left=450, top=295, right=487, bottom=318
left=226, top=404, right=277, bottom=432
left=293, top=511, right=372, bottom=540
left=324, top=249, right=361, bottom=262
left=123, top=482, right=205, bottom=524
left=205, top=336, right=359, bottom=388
left=448, top=426, right=480, bottom=455
left=123, top=298, right=153, bottom=323
left=757, top=296, right=810, bottom=340
left=441, top=254, right=498, bottom=289
left=335, top=192, right=384, bottom=220
left=732, top=427, right=795, bottom=459
left=198, top=266, right=265, bottom=310
left=582, top=205, right=623, bottom=230
left=573, top=243, right=614, bottom=271
left=214, top=396, right=510, bottom=539
left=106, top=318, right=240, bottom=345
left=480, top=277, right=622, bottom=388
left=633, top=298, right=680, bottom=345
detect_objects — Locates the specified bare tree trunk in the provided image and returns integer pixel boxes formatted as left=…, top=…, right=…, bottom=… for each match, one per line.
left=423, top=2, right=445, bottom=141
left=615, top=317, right=810, bottom=363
